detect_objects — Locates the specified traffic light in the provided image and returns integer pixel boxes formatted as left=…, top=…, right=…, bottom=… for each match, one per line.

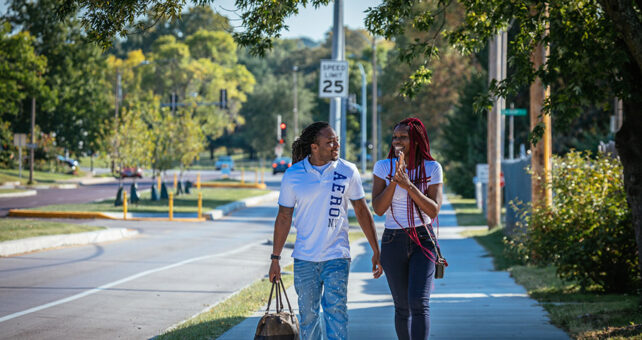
left=279, top=123, right=287, bottom=144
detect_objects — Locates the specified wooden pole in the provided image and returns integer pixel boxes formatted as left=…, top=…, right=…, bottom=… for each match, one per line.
left=530, top=5, right=553, bottom=208
left=487, top=34, right=503, bottom=229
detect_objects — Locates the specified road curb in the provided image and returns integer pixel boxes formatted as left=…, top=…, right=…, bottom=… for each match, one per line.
left=0, top=190, right=37, bottom=198
left=0, top=228, right=139, bottom=257
left=201, top=182, right=267, bottom=189
left=206, top=191, right=278, bottom=220
left=8, top=210, right=119, bottom=219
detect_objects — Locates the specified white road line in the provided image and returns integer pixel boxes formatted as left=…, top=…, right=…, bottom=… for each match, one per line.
left=0, top=242, right=261, bottom=323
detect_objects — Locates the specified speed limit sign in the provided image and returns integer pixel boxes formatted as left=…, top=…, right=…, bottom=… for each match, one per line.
left=319, top=60, right=349, bottom=98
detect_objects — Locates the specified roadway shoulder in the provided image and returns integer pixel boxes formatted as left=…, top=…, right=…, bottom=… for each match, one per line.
left=0, top=228, right=139, bottom=257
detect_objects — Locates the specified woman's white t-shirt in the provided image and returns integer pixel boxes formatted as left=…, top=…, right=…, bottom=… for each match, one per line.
left=373, top=158, right=443, bottom=229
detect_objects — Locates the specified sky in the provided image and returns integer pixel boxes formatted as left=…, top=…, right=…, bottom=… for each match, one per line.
left=212, top=0, right=381, bottom=42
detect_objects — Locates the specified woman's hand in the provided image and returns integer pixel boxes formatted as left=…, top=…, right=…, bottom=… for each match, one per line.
left=392, top=151, right=412, bottom=190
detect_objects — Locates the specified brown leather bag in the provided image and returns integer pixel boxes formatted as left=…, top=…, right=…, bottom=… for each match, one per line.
left=254, top=278, right=300, bottom=340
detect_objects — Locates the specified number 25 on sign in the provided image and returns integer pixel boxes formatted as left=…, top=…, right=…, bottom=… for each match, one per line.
left=319, top=60, right=349, bottom=98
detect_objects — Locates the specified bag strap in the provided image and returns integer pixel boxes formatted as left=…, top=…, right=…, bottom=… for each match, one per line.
left=414, top=202, right=448, bottom=266
left=264, top=280, right=277, bottom=314
left=278, top=278, right=295, bottom=314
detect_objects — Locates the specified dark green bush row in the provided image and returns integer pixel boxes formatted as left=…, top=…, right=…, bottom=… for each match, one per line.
left=508, top=150, right=638, bottom=293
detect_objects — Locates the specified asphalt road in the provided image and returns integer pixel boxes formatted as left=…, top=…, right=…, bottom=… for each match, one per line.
left=0, top=169, right=285, bottom=216
left=0, top=199, right=287, bottom=339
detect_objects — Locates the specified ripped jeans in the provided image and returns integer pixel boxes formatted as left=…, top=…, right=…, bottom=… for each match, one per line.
left=293, top=258, right=350, bottom=340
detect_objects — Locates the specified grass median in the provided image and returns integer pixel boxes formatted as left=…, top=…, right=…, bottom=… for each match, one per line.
left=0, top=169, right=84, bottom=184
left=468, top=227, right=642, bottom=339
left=31, top=187, right=269, bottom=214
left=158, top=229, right=367, bottom=339
left=447, top=193, right=505, bottom=226
left=0, top=219, right=104, bottom=242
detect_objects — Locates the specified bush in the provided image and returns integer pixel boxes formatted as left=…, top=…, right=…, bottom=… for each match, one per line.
left=509, top=150, right=638, bottom=293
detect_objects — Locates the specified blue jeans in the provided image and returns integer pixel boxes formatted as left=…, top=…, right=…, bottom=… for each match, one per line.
left=293, top=258, right=350, bottom=340
left=380, top=228, right=436, bottom=340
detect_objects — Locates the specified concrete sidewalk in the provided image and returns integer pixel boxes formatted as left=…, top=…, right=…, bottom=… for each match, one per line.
left=219, top=197, right=568, bottom=339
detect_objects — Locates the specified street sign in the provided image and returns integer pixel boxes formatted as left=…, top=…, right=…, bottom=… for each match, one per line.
left=26, top=143, right=38, bottom=149
left=13, top=133, right=26, bottom=147
left=476, top=164, right=488, bottom=183
left=502, top=108, right=527, bottom=116
left=319, top=60, right=349, bottom=98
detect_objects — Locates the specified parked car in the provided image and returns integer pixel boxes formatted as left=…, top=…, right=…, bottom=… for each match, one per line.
left=272, top=157, right=292, bottom=174
left=57, top=155, right=78, bottom=173
left=215, top=156, right=235, bottom=170
left=120, top=167, right=143, bottom=178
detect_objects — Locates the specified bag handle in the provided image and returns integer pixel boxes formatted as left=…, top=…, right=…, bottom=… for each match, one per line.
left=264, top=278, right=295, bottom=315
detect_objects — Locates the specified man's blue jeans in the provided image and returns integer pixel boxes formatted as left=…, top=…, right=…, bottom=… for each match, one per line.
left=293, top=258, right=350, bottom=340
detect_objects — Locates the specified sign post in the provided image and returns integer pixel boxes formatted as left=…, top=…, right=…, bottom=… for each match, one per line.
left=502, top=106, right=527, bottom=160
left=13, top=134, right=27, bottom=178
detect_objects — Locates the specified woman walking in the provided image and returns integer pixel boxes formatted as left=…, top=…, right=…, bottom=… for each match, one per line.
left=371, top=117, right=444, bottom=340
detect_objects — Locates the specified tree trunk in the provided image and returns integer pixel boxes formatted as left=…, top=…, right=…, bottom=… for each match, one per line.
left=614, top=60, right=642, bottom=297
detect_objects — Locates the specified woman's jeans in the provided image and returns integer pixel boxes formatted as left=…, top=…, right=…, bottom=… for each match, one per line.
left=293, top=258, right=351, bottom=340
left=380, top=228, right=436, bottom=340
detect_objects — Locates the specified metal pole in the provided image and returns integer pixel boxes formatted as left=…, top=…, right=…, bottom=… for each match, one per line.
left=371, top=36, right=378, bottom=164
left=330, top=0, right=345, bottom=155
left=358, top=64, right=367, bottom=174
left=28, top=97, right=35, bottom=184
left=509, top=116, right=515, bottom=160
left=293, top=65, right=299, bottom=136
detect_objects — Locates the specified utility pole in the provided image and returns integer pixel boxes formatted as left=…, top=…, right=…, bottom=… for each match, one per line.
left=358, top=64, right=367, bottom=174
left=111, top=70, right=121, bottom=174
left=293, top=65, right=299, bottom=136
left=28, top=97, right=35, bottom=185
left=371, top=36, right=378, bottom=164
left=530, top=8, right=552, bottom=208
left=487, top=32, right=506, bottom=229
left=330, top=0, right=345, bottom=156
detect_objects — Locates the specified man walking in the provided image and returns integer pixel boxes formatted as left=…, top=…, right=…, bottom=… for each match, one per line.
left=269, top=122, right=383, bottom=340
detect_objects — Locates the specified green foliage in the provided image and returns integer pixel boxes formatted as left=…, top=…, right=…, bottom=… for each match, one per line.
left=4, top=0, right=112, bottom=157
left=0, top=122, right=16, bottom=168
left=0, top=23, right=48, bottom=121
left=508, top=151, right=638, bottom=293
left=441, top=72, right=487, bottom=197
left=112, top=106, right=154, bottom=171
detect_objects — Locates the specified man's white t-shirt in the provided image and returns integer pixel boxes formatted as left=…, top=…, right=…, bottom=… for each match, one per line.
left=373, top=158, right=443, bottom=229
left=279, top=156, right=365, bottom=261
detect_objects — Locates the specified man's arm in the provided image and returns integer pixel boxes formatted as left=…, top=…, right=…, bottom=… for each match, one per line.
left=351, top=198, right=383, bottom=279
left=269, top=205, right=294, bottom=282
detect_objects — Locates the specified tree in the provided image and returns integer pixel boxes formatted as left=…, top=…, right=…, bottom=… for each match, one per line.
left=0, top=23, right=48, bottom=125
left=442, top=72, right=487, bottom=198
left=111, top=106, right=153, bottom=186
left=5, top=0, right=112, bottom=158
left=237, top=74, right=315, bottom=157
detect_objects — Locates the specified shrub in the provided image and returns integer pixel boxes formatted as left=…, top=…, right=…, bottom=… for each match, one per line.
left=509, top=150, right=638, bottom=293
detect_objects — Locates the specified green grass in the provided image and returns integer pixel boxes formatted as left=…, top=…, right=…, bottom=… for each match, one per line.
left=159, top=231, right=369, bottom=339
left=32, top=188, right=269, bottom=214
left=468, top=227, right=642, bottom=339
left=447, top=194, right=487, bottom=226
left=0, top=219, right=104, bottom=242
left=447, top=193, right=506, bottom=226
left=0, top=189, right=28, bottom=194
left=0, top=168, right=82, bottom=184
